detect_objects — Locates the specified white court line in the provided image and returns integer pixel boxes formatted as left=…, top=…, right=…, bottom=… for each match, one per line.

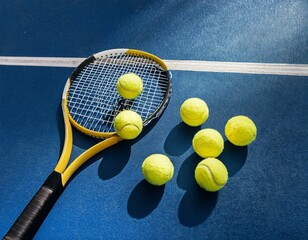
left=0, top=56, right=307, bottom=76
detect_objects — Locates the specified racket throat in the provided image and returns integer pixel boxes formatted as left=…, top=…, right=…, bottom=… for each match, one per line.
left=44, top=171, right=65, bottom=193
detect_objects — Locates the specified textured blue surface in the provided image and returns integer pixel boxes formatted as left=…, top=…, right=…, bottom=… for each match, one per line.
left=0, top=1, right=307, bottom=239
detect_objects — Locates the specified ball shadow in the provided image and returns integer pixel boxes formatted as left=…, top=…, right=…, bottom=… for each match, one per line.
left=177, top=153, right=218, bottom=227
left=164, top=122, right=200, bottom=156
left=177, top=153, right=201, bottom=190
left=178, top=185, right=218, bottom=228
left=127, top=180, right=165, bottom=219
left=219, top=140, right=248, bottom=177
left=98, top=140, right=132, bottom=180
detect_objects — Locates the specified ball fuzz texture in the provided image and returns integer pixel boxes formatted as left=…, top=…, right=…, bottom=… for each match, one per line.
left=192, top=128, right=224, bottom=158
left=116, top=73, right=143, bottom=99
left=180, top=98, right=209, bottom=127
left=142, top=154, right=174, bottom=186
left=195, top=158, right=228, bottom=192
left=113, top=110, right=143, bottom=140
left=225, top=115, right=257, bottom=146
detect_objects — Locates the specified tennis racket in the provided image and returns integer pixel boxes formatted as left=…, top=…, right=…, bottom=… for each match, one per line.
left=4, top=49, right=172, bottom=240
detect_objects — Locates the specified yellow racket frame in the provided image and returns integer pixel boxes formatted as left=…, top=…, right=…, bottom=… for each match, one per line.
left=54, top=49, right=169, bottom=186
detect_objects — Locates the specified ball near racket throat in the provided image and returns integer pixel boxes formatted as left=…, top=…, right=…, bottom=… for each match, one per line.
left=114, top=110, right=143, bottom=139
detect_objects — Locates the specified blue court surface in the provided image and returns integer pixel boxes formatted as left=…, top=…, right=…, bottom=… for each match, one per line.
left=0, top=1, right=307, bottom=239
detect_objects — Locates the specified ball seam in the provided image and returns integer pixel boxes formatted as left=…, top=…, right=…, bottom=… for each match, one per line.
left=116, top=123, right=142, bottom=132
left=199, top=164, right=225, bottom=187
left=118, top=81, right=141, bottom=93
left=181, top=108, right=207, bottom=120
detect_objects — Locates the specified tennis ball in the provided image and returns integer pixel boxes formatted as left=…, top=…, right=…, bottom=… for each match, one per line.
left=142, top=154, right=174, bottom=186
left=225, top=115, right=257, bottom=146
left=195, top=158, right=228, bottom=192
left=116, top=73, right=143, bottom=99
left=180, top=98, right=209, bottom=126
left=113, top=110, right=143, bottom=140
left=192, top=128, right=224, bottom=158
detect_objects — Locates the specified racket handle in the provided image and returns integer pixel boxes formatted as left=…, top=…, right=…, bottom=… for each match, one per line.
left=4, top=171, right=64, bottom=240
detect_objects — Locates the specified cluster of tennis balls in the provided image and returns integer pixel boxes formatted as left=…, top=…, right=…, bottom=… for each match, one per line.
left=114, top=73, right=174, bottom=186
left=114, top=73, right=257, bottom=192
left=180, top=98, right=257, bottom=192
left=114, top=73, right=144, bottom=140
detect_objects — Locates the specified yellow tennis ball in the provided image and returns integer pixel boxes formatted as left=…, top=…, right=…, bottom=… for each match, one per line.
left=195, top=158, right=228, bottom=192
left=142, top=154, right=174, bottom=186
left=225, top=115, right=257, bottom=146
left=116, top=73, right=143, bottom=99
left=113, top=110, right=143, bottom=140
left=180, top=98, right=209, bottom=127
left=192, top=128, right=224, bottom=158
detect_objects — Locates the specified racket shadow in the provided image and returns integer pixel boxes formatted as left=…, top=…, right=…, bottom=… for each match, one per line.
left=56, top=104, right=65, bottom=157
left=63, top=130, right=106, bottom=185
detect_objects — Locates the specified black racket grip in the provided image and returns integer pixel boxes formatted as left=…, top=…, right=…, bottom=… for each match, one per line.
left=4, top=171, right=64, bottom=240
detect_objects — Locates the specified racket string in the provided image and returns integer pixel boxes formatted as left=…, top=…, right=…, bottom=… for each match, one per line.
left=69, top=59, right=105, bottom=126
left=90, top=54, right=136, bottom=130
left=85, top=57, right=119, bottom=130
left=73, top=58, right=118, bottom=129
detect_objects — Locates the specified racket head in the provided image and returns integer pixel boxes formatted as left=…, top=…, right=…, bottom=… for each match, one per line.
left=62, top=49, right=172, bottom=139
